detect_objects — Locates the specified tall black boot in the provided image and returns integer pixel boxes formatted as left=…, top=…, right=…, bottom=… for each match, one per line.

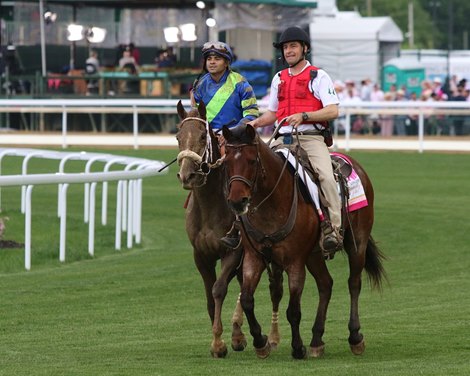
left=220, top=220, right=241, bottom=250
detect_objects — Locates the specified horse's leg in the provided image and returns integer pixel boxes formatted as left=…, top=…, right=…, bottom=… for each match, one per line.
left=285, top=263, right=307, bottom=360
left=344, top=231, right=367, bottom=355
left=209, top=248, right=245, bottom=357
left=306, top=251, right=333, bottom=358
left=230, top=290, right=247, bottom=351
left=268, top=262, right=283, bottom=349
left=240, top=251, right=270, bottom=359
left=218, top=250, right=247, bottom=352
left=194, top=251, right=224, bottom=357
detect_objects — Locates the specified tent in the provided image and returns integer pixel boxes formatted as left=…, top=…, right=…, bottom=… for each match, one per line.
left=309, top=14, right=403, bottom=84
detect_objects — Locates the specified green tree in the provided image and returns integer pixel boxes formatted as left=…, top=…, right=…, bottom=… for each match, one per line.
left=338, top=0, right=470, bottom=49
left=418, top=0, right=470, bottom=50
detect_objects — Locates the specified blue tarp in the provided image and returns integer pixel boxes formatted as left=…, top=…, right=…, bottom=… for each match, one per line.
left=231, top=60, right=272, bottom=98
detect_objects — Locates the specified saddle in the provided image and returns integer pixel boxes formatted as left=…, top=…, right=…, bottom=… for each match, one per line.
left=273, top=144, right=350, bottom=220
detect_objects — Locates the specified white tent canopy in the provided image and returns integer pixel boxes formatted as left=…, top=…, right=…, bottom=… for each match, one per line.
left=310, top=15, right=403, bottom=84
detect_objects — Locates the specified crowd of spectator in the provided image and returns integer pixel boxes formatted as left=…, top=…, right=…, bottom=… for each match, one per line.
left=335, top=76, right=470, bottom=136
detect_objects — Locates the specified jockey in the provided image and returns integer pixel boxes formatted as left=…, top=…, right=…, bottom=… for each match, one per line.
left=190, top=42, right=259, bottom=250
left=190, top=42, right=259, bottom=130
left=249, top=26, right=343, bottom=258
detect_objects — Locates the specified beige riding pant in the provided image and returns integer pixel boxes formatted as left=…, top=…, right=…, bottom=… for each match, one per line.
left=273, top=135, right=341, bottom=229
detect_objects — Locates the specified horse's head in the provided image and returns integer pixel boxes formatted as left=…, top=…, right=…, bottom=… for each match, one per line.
left=176, top=100, right=214, bottom=189
left=222, top=123, right=260, bottom=215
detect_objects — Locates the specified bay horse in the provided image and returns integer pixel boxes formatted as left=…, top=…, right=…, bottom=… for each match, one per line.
left=222, top=123, right=386, bottom=359
left=175, top=101, right=283, bottom=358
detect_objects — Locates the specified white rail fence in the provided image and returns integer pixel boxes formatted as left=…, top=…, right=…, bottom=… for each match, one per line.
left=0, top=148, right=168, bottom=270
left=1, top=99, right=469, bottom=152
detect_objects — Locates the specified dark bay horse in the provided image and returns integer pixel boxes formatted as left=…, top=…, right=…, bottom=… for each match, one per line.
left=175, top=101, right=283, bottom=358
left=222, top=123, right=386, bottom=359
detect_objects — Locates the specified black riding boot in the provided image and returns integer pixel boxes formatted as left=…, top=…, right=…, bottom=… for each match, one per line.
left=320, top=221, right=343, bottom=260
left=220, top=220, right=241, bottom=250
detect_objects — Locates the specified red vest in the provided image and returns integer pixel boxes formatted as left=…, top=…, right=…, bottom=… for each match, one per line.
left=276, top=66, right=326, bottom=127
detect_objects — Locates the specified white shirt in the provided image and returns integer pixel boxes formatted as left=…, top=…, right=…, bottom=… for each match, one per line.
left=268, top=61, right=339, bottom=133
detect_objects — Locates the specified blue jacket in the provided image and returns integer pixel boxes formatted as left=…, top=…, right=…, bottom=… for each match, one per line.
left=193, top=69, right=259, bottom=130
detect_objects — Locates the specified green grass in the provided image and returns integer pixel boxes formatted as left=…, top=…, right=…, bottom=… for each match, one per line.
left=0, top=148, right=469, bottom=375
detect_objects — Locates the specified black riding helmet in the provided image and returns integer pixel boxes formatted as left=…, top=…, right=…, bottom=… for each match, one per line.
left=273, top=26, right=311, bottom=51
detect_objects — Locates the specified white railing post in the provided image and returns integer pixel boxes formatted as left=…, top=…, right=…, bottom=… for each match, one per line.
left=59, top=183, right=69, bottom=262
left=88, top=182, right=97, bottom=256
left=418, top=110, right=425, bottom=154
left=25, top=185, right=34, bottom=271
left=115, top=180, right=123, bottom=250
left=127, top=180, right=134, bottom=249
left=134, top=178, right=143, bottom=244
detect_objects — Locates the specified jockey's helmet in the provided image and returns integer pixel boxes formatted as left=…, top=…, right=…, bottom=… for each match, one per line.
left=273, top=27, right=310, bottom=51
left=202, top=42, right=233, bottom=64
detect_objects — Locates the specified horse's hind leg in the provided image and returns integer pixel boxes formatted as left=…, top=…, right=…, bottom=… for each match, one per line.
left=268, top=262, right=283, bottom=349
left=344, top=231, right=367, bottom=355
left=306, top=251, right=333, bottom=358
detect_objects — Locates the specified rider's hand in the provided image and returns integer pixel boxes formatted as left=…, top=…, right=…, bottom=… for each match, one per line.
left=247, top=120, right=257, bottom=129
left=285, top=113, right=303, bottom=128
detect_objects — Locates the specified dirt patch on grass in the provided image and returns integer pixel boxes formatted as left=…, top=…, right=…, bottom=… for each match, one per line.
left=0, top=240, right=24, bottom=249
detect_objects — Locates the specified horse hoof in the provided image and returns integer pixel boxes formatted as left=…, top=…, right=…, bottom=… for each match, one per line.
left=268, top=340, right=279, bottom=351
left=255, top=340, right=271, bottom=359
left=350, top=339, right=365, bottom=355
left=309, top=345, right=325, bottom=358
left=210, top=343, right=228, bottom=358
left=268, top=335, right=280, bottom=350
left=231, top=336, right=247, bottom=352
left=292, top=345, right=307, bottom=360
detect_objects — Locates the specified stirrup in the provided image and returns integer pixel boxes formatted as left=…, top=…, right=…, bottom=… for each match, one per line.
left=220, top=232, right=241, bottom=250
left=220, top=220, right=241, bottom=250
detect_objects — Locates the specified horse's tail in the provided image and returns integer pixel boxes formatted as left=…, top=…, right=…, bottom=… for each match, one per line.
left=364, top=236, right=388, bottom=291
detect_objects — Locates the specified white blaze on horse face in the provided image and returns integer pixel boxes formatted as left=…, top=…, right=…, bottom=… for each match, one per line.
left=234, top=149, right=243, bottom=161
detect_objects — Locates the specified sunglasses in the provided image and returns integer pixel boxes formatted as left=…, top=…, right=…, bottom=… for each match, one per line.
left=202, top=42, right=228, bottom=53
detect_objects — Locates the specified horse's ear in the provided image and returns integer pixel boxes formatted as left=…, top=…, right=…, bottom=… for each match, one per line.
left=222, top=125, right=232, bottom=142
left=177, top=100, right=187, bottom=120
left=198, top=100, right=207, bottom=120
left=246, top=123, right=257, bottom=141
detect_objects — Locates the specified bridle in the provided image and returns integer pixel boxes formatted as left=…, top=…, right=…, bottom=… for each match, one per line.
left=176, top=116, right=224, bottom=186
left=225, top=141, right=264, bottom=200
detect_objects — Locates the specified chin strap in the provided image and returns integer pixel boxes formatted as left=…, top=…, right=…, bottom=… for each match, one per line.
left=288, top=58, right=305, bottom=69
